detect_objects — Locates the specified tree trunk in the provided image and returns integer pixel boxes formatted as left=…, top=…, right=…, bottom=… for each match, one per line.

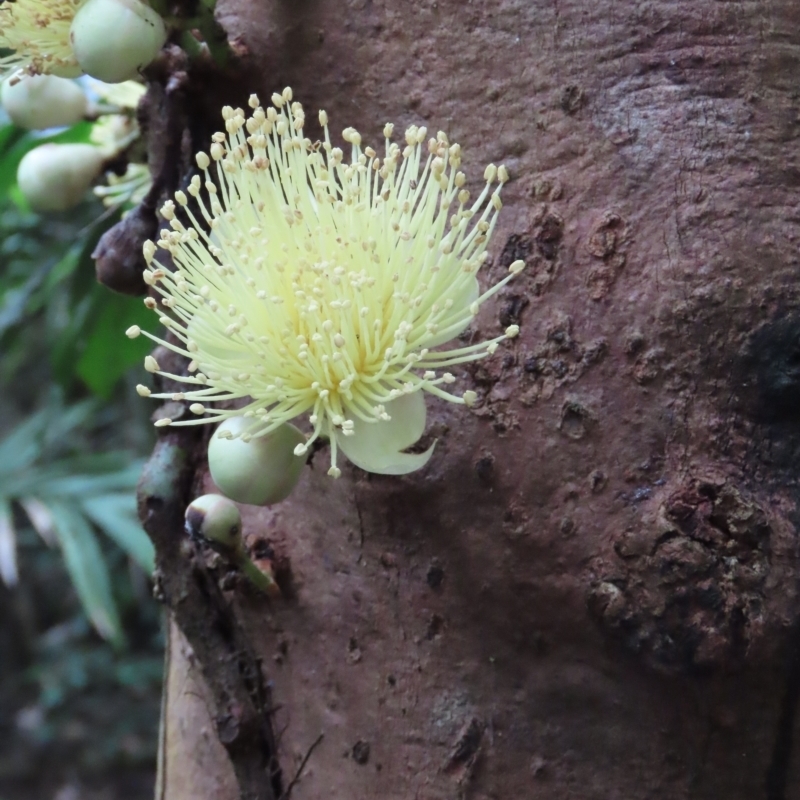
left=141, top=0, right=800, bottom=797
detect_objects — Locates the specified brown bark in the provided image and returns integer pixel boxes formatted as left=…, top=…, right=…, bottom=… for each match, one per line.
left=140, top=0, right=800, bottom=798
left=157, top=619, right=238, bottom=800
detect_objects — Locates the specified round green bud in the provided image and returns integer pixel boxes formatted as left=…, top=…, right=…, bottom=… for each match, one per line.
left=17, top=143, right=104, bottom=212
left=69, top=0, right=167, bottom=84
left=184, top=493, right=242, bottom=552
left=208, top=418, right=307, bottom=506
left=1, top=75, right=88, bottom=130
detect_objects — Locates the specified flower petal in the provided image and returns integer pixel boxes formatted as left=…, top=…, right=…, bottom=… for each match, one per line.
left=337, top=392, right=435, bottom=475
left=338, top=441, right=436, bottom=476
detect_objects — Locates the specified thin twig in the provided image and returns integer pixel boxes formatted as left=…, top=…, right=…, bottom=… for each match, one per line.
left=279, top=733, right=325, bottom=800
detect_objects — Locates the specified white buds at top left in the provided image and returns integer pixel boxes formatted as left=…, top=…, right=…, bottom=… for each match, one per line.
left=1, top=75, right=87, bottom=130
left=69, top=0, right=167, bottom=84
left=17, top=143, right=104, bottom=212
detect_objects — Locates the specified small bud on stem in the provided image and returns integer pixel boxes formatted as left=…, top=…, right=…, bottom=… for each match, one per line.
left=184, top=494, right=280, bottom=595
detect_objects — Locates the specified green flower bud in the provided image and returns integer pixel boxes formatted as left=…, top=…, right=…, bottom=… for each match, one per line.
left=17, top=143, right=104, bottom=211
left=185, top=493, right=242, bottom=553
left=208, top=417, right=306, bottom=506
left=69, top=0, right=167, bottom=84
left=1, top=75, right=87, bottom=130
left=184, top=493, right=280, bottom=595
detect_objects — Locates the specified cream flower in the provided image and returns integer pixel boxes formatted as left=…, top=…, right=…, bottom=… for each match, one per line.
left=94, top=162, right=151, bottom=209
left=0, top=0, right=84, bottom=79
left=87, top=76, right=146, bottom=110
left=132, top=87, right=524, bottom=477
left=89, top=80, right=150, bottom=210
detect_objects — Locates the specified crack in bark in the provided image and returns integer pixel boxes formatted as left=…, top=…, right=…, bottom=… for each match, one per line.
left=354, top=489, right=365, bottom=549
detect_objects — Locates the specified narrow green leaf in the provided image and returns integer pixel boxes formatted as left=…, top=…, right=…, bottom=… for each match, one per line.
left=0, top=122, right=24, bottom=156
left=2, top=454, right=142, bottom=498
left=82, top=494, right=154, bottom=574
left=0, top=498, right=17, bottom=586
left=41, top=396, right=96, bottom=448
left=39, top=464, right=142, bottom=497
left=0, top=408, right=48, bottom=477
left=19, top=496, right=57, bottom=545
left=49, top=285, right=101, bottom=390
left=47, top=500, right=124, bottom=647
left=0, top=258, right=52, bottom=338
left=41, top=242, right=85, bottom=294
left=47, top=452, right=136, bottom=475
left=36, top=452, right=142, bottom=499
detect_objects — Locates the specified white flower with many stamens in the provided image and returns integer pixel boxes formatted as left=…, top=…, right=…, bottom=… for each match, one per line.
left=132, top=87, right=524, bottom=477
left=0, top=0, right=85, bottom=80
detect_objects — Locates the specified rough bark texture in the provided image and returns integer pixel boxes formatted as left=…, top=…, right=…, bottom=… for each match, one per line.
left=145, top=0, right=800, bottom=798
left=157, top=619, right=239, bottom=800
left=138, top=432, right=282, bottom=800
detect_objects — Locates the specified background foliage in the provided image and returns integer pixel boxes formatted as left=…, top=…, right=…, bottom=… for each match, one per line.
left=0, top=106, right=162, bottom=800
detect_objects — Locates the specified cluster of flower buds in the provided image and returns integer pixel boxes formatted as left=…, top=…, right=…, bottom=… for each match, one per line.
left=1, top=75, right=87, bottom=130
left=0, top=0, right=163, bottom=213
left=2, top=75, right=150, bottom=213
left=1, top=0, right=167, bottom=85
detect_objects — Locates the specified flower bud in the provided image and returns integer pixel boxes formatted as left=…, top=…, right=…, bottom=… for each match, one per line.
left=185, top=494, right=242, bottom=553
left=184, top=493, right=280, bottom=595
left=1, top=75, right=87, bottom=130
left=69, top=0, right=167, bottom=84
left=17, top=143, right=104, bottom=212
left=208, top=417, right=306, bottom=506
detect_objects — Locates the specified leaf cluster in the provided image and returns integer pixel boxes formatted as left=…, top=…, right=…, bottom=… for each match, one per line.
left=0, top=106, right=159, bottom=643
left=0, top=114, right=158, bottom=398
left=0, top=394, right=153, bottom=646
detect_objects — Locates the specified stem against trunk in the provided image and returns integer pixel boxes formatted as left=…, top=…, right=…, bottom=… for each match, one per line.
left=138, top=430, right=283, bottom=800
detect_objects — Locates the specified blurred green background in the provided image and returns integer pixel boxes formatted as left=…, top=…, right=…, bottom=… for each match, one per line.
left=0, top=106, right=162, bottom=800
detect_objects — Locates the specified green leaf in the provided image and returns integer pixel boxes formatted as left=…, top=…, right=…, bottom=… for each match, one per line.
left=0, top=258, right=52, bottom=338
left=42, top=241, right=85, bottom=294
left=37, top=465, right=142, bottom=498
left=46, top=214, right=122, bottom=391
left=49, top=287, right=99, bottom=389
left=0, top=408, right=48, bottom=477
left=51, top=451, right=137, bottom=475
left=0, top=498, right=17, bottom=586
left=82, top=494, right=154, bottom=574
left=47, top=499, right=124, bottom=647
left=0, top=455, right=139, bottom=499
left=40, top=396, right=96, bottom=448
left=75, top=289, right=158, bottom=399
left=0, top=122, right=24, bottom=156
